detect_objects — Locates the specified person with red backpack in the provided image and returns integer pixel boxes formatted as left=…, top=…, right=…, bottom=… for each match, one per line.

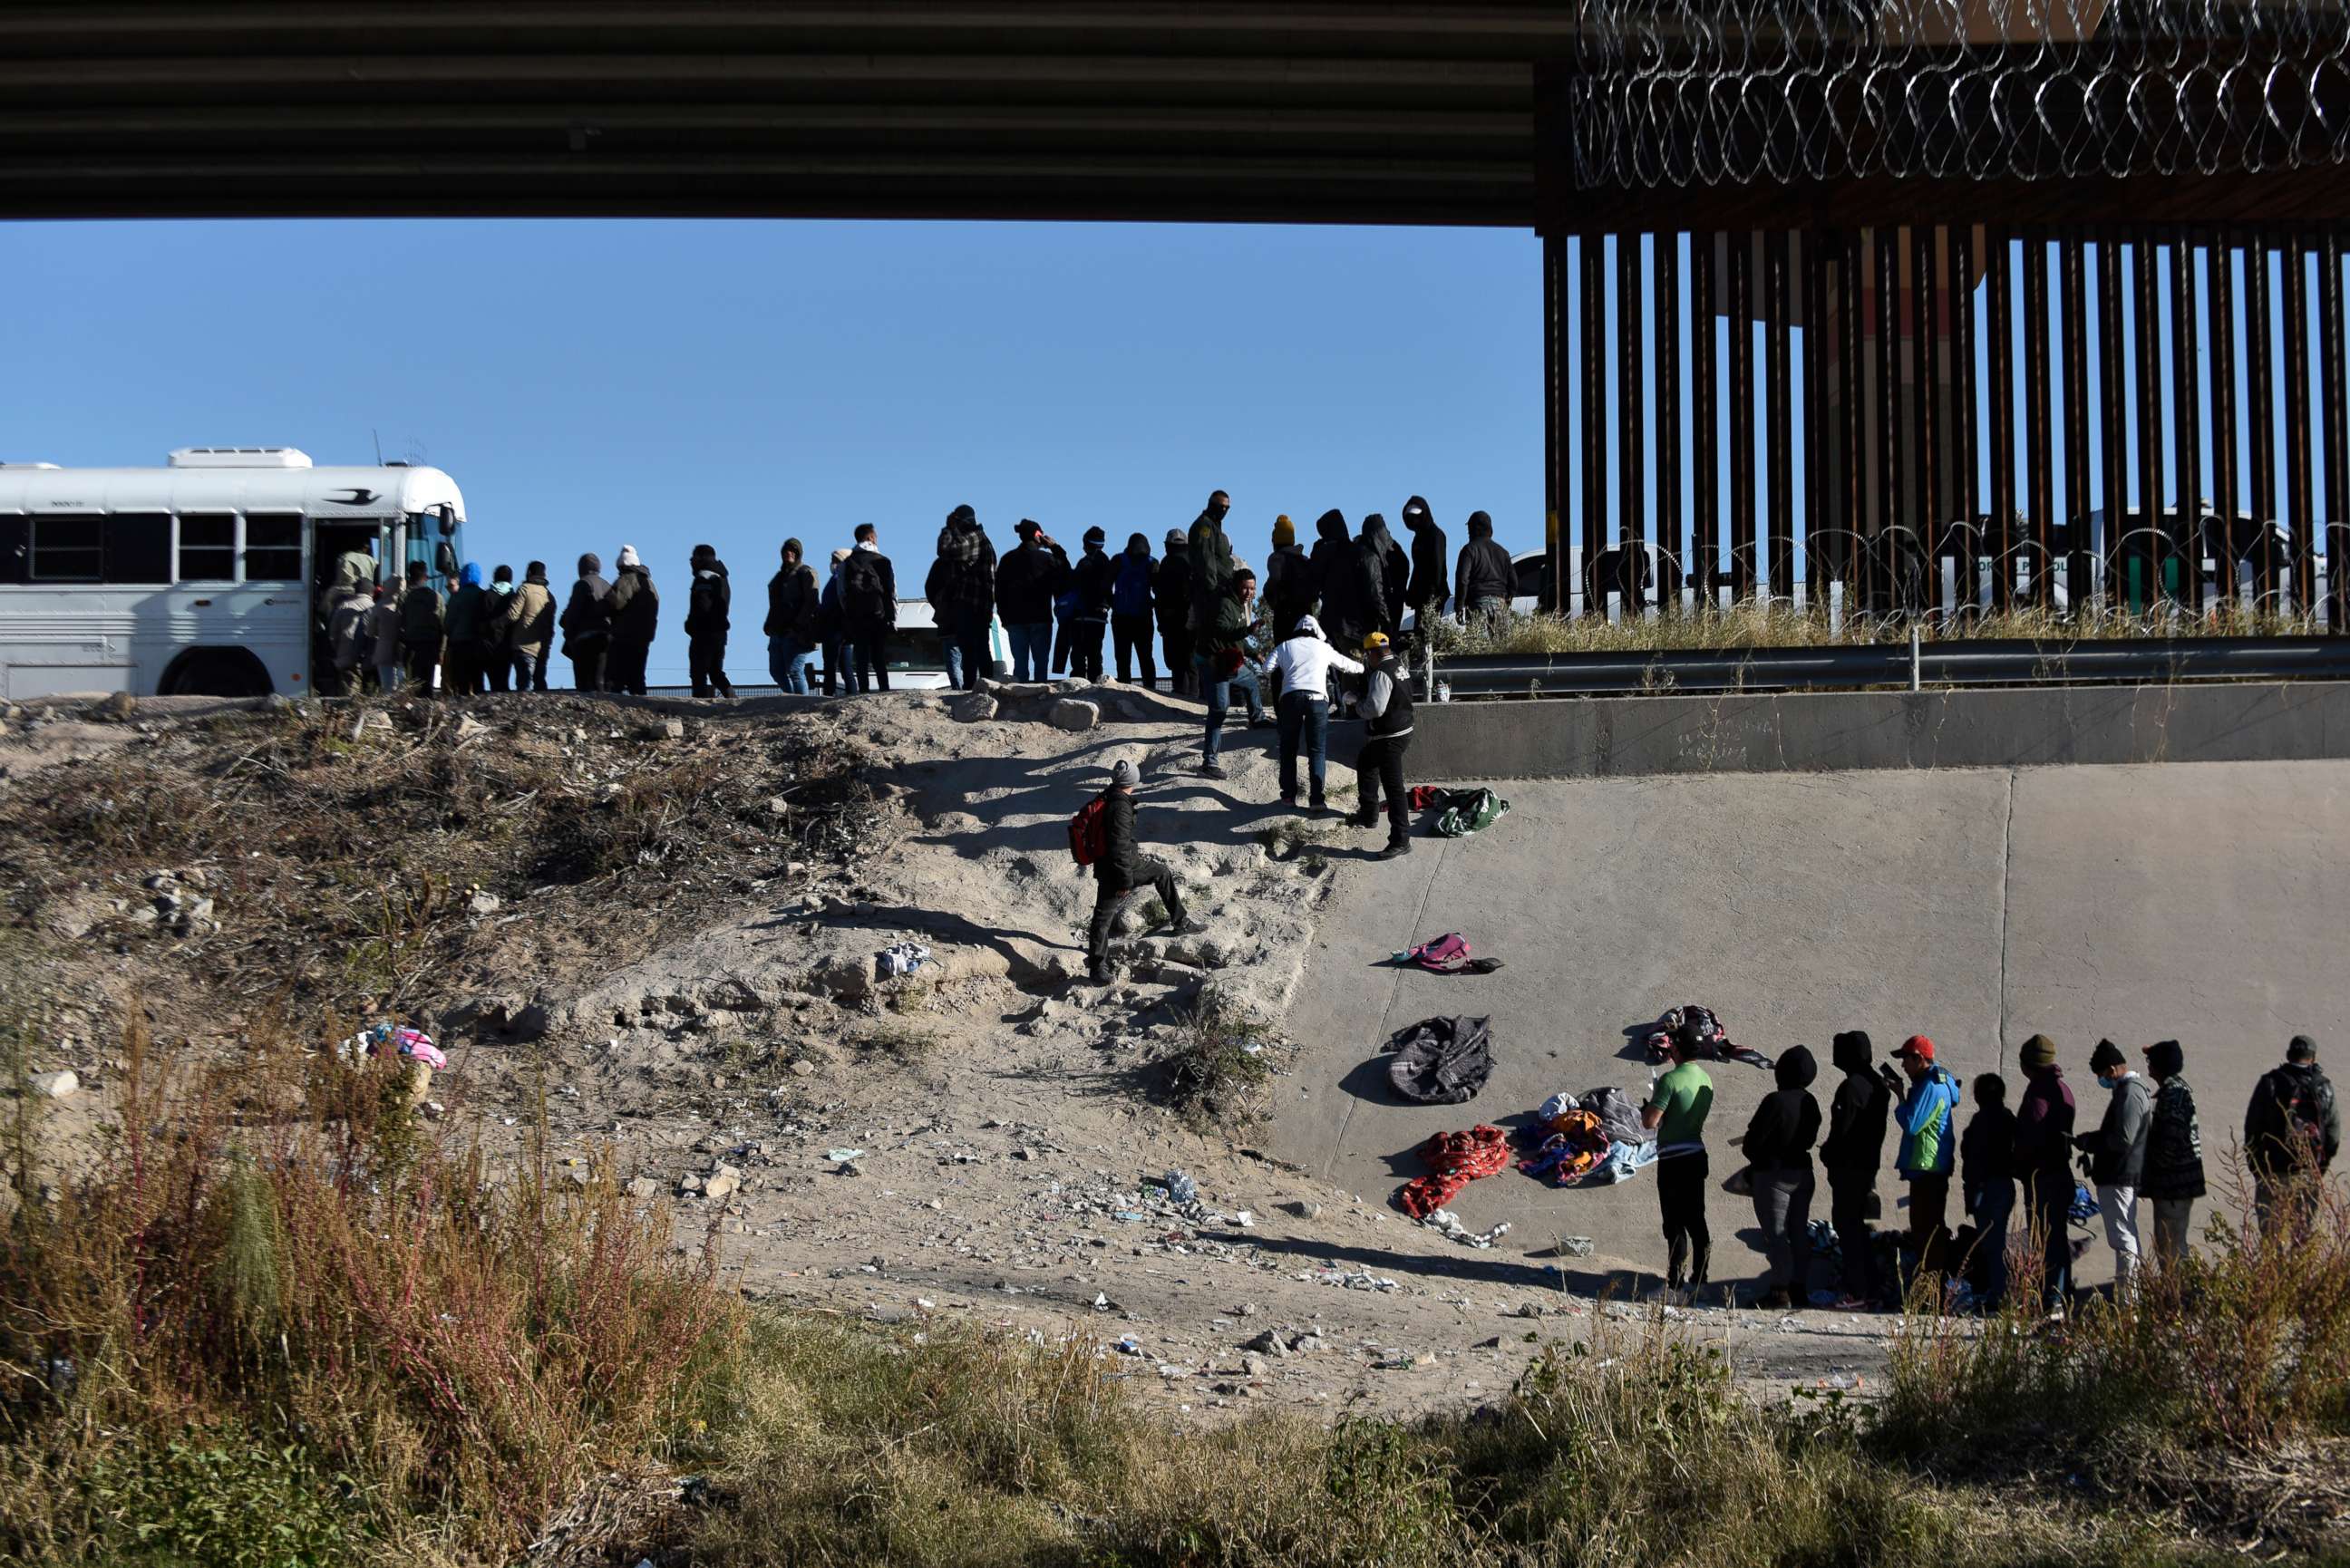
left=2246, top=1034, right=2340, bottom=1236
left=1078, top=759, right=1200, bottom=984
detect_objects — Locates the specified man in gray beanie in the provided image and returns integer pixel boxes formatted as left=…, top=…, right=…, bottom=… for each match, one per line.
left=1079, top=758, right=1200, bottom=983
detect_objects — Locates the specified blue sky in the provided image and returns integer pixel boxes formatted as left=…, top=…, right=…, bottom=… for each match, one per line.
left=0, top=219, right=1540, bottom=683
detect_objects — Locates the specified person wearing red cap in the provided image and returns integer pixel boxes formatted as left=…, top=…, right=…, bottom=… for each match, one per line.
left=1892, top=1034, right=1961, bottom=1288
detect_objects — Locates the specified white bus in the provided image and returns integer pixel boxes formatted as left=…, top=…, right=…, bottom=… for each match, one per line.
left=0, top=448, right=468, bottom=698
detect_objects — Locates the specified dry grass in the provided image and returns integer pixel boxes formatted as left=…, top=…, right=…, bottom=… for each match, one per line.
left=1163, top=986, right=1279, bottom=1129
left=0, top=693, right=862, bottom=1027
left=0, top=1010, right=740, bottom=1566
left=1431, top=600, right=2329, bottom=659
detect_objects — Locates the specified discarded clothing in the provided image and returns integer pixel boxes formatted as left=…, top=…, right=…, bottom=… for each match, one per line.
left=338, top=1021, right=445, bottom=1072
left=1397, top=1125, right=1511, bottom=1218
left=1434, top=788, right=1510, bottom=838
left=1520, top=1117, right=1609, bottom=1186
left=876, top=942, right=934, bottom=978
left=1575, top=1138, right=1704, bottom=1187
left=1384, top=1015, right=1496, bottom=1105
left=1396, top=932, right=1505, bottom=975
left=1422, top=1206, right=1512, bottom=1248
left=2070, top=1181, right=2101, bottom=1224
left=1581, top=1086, right=1649, bottom=1148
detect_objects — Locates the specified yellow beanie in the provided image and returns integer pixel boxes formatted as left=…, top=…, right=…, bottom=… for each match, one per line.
left=1272, top=515, right=1295, bottom=546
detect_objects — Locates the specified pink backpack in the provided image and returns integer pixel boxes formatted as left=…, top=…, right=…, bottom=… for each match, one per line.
left=1403, top=934, right=1501, bottom=974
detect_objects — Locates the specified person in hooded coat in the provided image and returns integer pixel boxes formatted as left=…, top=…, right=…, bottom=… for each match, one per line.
left=684, top=543, right=736, bottom=699
left=2012, top=1033, right=2078, bottom=1314
left=442, top=562, right=489, bottom=697
left=929, top=504, right=998, bottom=692
left=1315, top=509, right=1376, bottom=650
left=2077, top=1039, right=2152, bottom=1300
left=604, top=544, right=658, bottom=696
left=1263, top=515, right=1316, bottom=640
left=1155, top=528, right=1194, bottom=695
left=1353, top=515, right=1403, bottom=637
left=2246, top=1034, right=2340, bottom=1235
left=766, top=538, right=821, bottom=693
left=1110, top=532, right=1158, bottom=687
left=819, top=547, right=854, bottom=695
left=840, top=524, right=897, bottom=692
left=320, top=567, right=376, bottom=697
left=1742, top=1044, right=1821, bottom=1310
left=1401, top=496, right=1448, bottom=626
left=1818, top=1030, right=1891, bottom=1309
left=1185, top=489, right=1237, bottom=654
left=1960, top=1073, right=2018, bottom=1308
left=559, top=552, right=613, bottom=693
left=1069, top=527, right=1116, bottom=682
left=2140, top=1040, right=2206, bottom=1273
left=1454, top=510, right=1515, bottom=630
left=398, top=559, right=443, bottom=694
left=480, top=565, right=518, bottom=692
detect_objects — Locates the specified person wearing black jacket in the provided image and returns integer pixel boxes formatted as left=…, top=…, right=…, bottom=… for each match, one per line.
left=840, top=525, right=897, bottom=693
left=604, top=546, right=657, bottom=696
left=765, top=539, right=821, bottom=694
left=1401, top=496, right=1448, bottom=628
left=930, top=504, right=998, bottom=692
left=1316, top=509, right=1376, bottom=650
left=1355, top=515, right=1404, bottom=636
left=1960, top=1074, right=2018, bottom=1308
left=2012, top=1033, right=2079, bottom=1314
left=1818, top=1029, right=1892, bottom=1309
left=995, top=519, right=1070, bottom=682
left=2245, top=1035, right=2337, bottom=1236
left=1454, top=510, right=1515, bottom=630
left=1264, top=515, right=1316, bottom=639
left=1069, top=527, right=1116, bottom=682
left=558, top=551, right=613, bottom=694
left=2141, top=1040, right=2206, bottom=1272
left=684, top=543, right=735, bottom=699
left=1351, top=632, right=1414, bottom=859
left=1741, top=1044, right=1821, bottom=1310
left=1155, top=528, right=1194, bottom=696
left=1083, top=758, right=1201, bottom=984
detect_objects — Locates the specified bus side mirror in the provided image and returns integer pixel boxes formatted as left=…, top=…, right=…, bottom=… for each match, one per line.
left=436, top=541, right=458, bottom=576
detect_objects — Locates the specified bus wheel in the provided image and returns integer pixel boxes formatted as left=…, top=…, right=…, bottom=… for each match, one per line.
left=160, top=649, right=273, bottom=698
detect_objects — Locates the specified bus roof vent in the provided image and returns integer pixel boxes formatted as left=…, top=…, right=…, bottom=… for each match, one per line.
left=168, top=447, right=314, bottom=469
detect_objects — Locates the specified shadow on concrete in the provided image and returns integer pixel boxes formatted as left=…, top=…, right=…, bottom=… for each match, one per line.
left=1199, top=1230, right=1636, bottom=1296
left=750, top=902, right=1077, bottom=966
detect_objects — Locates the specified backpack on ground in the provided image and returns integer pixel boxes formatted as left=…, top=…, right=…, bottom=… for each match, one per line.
left=1400, top=933, right=1505, bottom=975
left=841, top=550, right=889, bottom=619
left=1433, top=788, right=1510, bottom=838
left=1646, top=1003, right=1727, bottom=1063
left=1068, top=796, right=1109, bottom=867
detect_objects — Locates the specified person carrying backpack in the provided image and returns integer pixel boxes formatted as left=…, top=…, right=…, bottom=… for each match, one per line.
left=995, top=520, right=1070, bottom=682
left=840, top=524, right=898, bottom=692
left=929, top=505, right=998, bottom=692
left=604, top=545, right=658, bottom=696
left=684, top=543, right=736, bottom=699
left=2246, top=1034, right=2340, bottom=1236
left=766, top=538, right=821, bottom=694
left=1819, top=1030, right=1892, bottom=1310
left=1079, top=759, right=1201, bottom=984
left=2140, top=1039, right=2206, bottom=1273
left=1891, top=1035, right=1961, bottom=1286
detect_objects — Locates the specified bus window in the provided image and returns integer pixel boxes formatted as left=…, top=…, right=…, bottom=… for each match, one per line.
left=104, top=515, right=172, bottom=584
left=245, top=514, right=303, bottom=581
left=178, top=514, right=236, bottom=582
left=28, top=517, right=100, bottom=581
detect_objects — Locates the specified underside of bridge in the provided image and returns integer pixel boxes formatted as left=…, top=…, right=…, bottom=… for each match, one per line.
left=12, top=1, right=2350, bottom=620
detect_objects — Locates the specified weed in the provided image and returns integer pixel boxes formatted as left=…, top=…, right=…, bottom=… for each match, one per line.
left=856, top=1016, right=937, bottom=1060
left=1164, top=987, right=1277, bottom=1128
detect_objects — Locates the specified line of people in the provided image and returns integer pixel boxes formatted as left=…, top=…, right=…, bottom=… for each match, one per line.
left=1641, top=1021, right=2336, bottom=1314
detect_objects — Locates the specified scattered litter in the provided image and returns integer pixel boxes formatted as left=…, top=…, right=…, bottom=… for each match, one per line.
left=336, top=1021, right=446, bottom=1071
left=1234, top=1210, right=1256, bottom=1228
left=1092, top=1292, right=1113, bottom=1312
left=826, top=1147, right=868, bottom=1164
left=1161, top=1169, right=1199, bottom=1205
left=1420, top=1206, right=1512, bottom=1248
left=1115, top=1335, right=1143, bottom=1355
left=1551, top=1236, right=1597, bottom=1258
left=875, top=941, right=933, bottom=978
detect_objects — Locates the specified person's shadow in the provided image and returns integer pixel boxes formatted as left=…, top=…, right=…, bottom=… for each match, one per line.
left=1617, top=1019, right=1664, bottom=1063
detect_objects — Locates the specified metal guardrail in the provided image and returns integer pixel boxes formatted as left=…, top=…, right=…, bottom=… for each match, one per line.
left=1433, top=637, right=2350, bottom=698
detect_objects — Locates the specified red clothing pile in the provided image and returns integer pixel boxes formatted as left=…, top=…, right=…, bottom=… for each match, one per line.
left=1397, top=1124, right=1511, bottom=1218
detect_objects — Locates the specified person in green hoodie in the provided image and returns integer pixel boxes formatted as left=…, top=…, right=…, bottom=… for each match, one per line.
left=1892, top=1034, right=1962, bottom=1287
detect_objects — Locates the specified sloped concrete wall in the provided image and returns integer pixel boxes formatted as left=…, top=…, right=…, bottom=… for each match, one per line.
left=1412, top=681, right=2350, bottom=780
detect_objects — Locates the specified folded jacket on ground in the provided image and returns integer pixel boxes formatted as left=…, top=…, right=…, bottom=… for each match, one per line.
left=1384, top=1015, right=1496, bottom=1104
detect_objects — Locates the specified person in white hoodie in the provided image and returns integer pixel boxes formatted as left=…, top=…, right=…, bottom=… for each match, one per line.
left=1269, top=614, right=1363, bottom=813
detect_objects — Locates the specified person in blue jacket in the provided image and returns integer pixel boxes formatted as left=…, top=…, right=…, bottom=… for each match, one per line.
left=1892, top=1034, right=1963, bottom=1288
left=1110, top=532, right=1158, bottom=688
